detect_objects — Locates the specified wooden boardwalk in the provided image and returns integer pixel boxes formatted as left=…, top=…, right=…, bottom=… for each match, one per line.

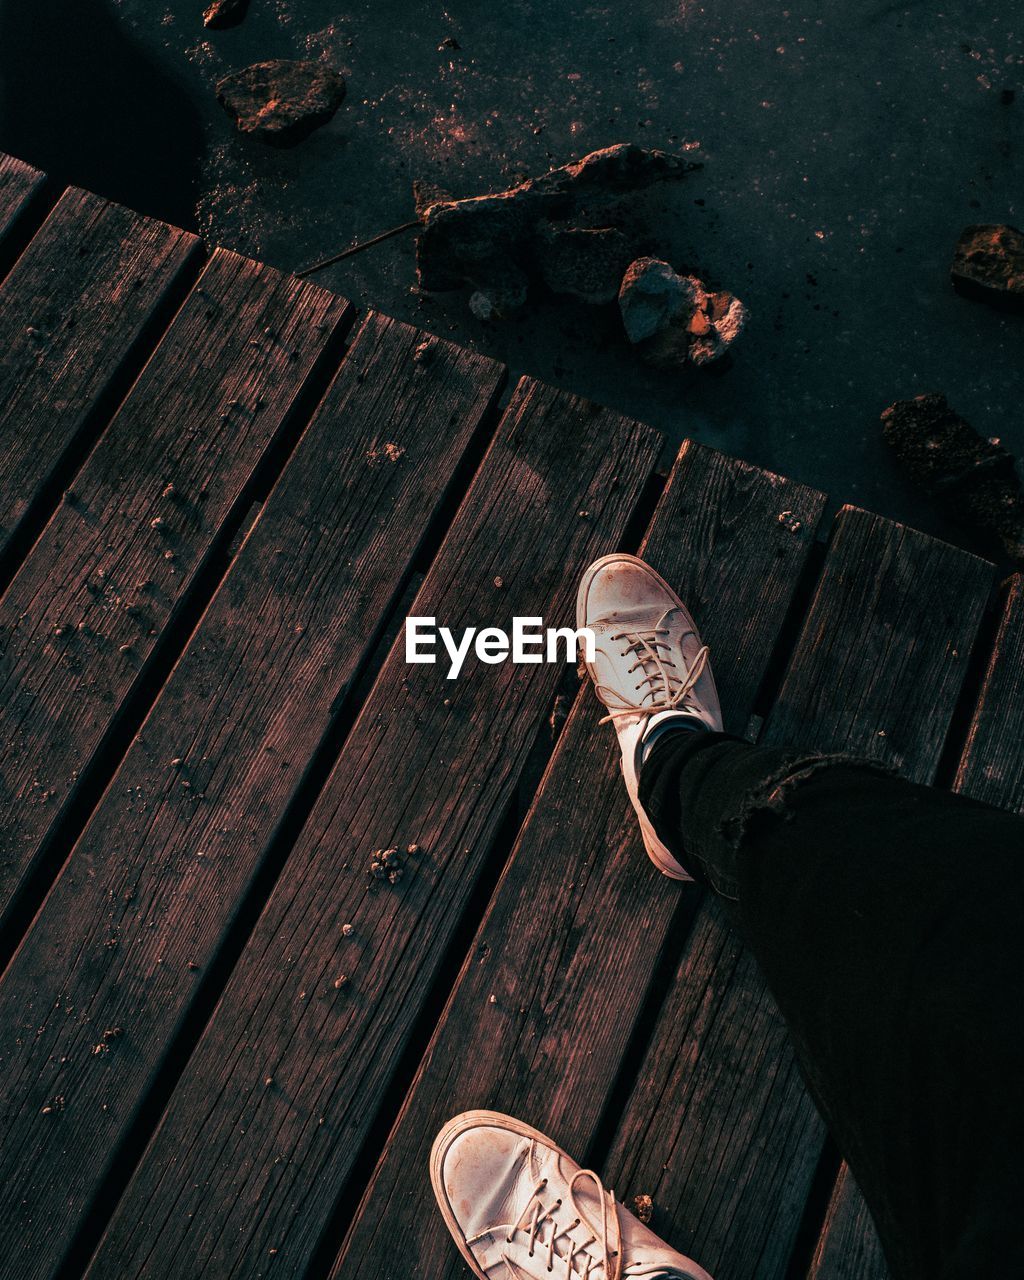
left=0, top=152, right=1019, bottom=1280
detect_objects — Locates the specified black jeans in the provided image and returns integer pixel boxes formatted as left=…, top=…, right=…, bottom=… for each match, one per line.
left=640, top=731, right=1024, bottom=1280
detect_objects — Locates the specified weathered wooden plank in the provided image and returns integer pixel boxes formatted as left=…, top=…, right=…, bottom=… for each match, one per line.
left=810, top=573, right=1024, bottom=1280
left=0, top=247, right=351, bottom=938
left=602, top=508, right=994, bottom=1280
left=84, top=380, right=661, bottom=1280
left=956, top=575, right=1024, bottom=810
left=808, top=1166, right=890, bottom=1280
left=0, top=153, right=49, bottom=257
left=329, top=445, right=827, bottom=1280
left=0, top=314, right=503, bottom=1280
left=0, top=188, right=200, bottom=576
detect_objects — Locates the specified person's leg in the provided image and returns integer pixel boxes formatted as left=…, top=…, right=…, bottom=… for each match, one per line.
left=640, top=732, right=1024, bottom=1280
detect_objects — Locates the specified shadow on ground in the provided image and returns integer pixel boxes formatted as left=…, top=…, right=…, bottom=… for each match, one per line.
left=0, top=0, right=203, bottom=228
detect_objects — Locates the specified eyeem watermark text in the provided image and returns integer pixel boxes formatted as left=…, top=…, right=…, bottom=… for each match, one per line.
left=406, top=616, right=595, bottom=680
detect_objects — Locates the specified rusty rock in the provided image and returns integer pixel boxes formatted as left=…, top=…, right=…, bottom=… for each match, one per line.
left=619, top=257, right=747, bottom=369
left=632, top=1194, right=654, bottom=1225
left=881, top=392, right=1024, bottom=564
left=216, top=60, right=346, bottom=147
left=203, top=0, right=249, bottom=29
left=951, top=224, right=1024, bottom=311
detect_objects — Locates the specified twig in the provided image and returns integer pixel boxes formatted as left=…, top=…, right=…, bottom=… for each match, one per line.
left=295, top=219, right=422, bottom=277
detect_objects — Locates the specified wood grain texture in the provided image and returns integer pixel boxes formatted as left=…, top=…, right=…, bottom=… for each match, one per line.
left=0, top=188, right=200, bottom=567
left=955, top=575, right=1024, bottom=811
left=808, top=1166, right=890, bottom=1280
left=810, top=573, right=1024, bottom=1280
left=0, top=313, right=502, bottom=1280
left=0, top=153, right=48, bottom=249
left=84, top=380, right=661, bottom=1280
left=0, top=248, right=351, bottom=936
left=329, top=445, right=827, bottom=1280
left=602, top=506, right=994, bottom=1280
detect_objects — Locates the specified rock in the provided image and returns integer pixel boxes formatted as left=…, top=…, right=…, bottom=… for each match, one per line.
left=203, top=0, right=249, bottom=29
left=690, top=286, right=747, bottom=366
left=618, top=257, right=747, bottom=369
left=216, top=60, right=346, bottom=147
left=535, top=225, right=635, bottom=304
left=415, top=143, right=698, bottom=312
left=618, top=257, right=686, bottom=343
left=468, top=291, right=495, bottom=320
left=632, top=1194, right=654, bottom=1226
left=951, top=224, right=1024, bottom=311
left=881, top=392, right=1024, bottom=564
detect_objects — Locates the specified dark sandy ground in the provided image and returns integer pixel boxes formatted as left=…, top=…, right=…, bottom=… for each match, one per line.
left=1, top=0, right=1022, bottom=555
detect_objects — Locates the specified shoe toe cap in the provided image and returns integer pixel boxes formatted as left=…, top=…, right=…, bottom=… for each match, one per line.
left=433, top=1115, right=536, bottom=1241
left=580, top=555, right=676, bottom=626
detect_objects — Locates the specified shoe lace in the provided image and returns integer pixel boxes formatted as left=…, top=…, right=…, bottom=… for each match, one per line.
left=498, top=1170, right=623, bottom=1279
left=595, top=629, right=709, bottom=726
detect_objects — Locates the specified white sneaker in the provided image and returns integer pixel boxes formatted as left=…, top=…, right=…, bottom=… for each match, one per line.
left=576, top=554, right=722, bottom=880
left=430, top=1110, right=714, bottom=1280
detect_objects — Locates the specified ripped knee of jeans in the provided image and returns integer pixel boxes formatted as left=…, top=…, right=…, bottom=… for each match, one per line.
left=718, top=751, right=897, bottom=851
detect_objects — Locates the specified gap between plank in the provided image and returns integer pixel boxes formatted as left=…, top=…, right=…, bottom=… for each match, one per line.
left=51, top=338, right=511, bottom=1280
left=785, top=1136, right=844, bottom=1280
left=582, top=884, right=708, bottom=1172
left=0, top=174, right=64, bottom=287
left=0, top=241, right=207, bottom=601
left=294, top=449, right=670, bottom=1280
left=931, top=578, right=1007, bottom=792
left=749, top=534, right=829, bottom=730
left=581, top=490, right=833, bottom=1173
left=0, top=295, right=353, bottom=976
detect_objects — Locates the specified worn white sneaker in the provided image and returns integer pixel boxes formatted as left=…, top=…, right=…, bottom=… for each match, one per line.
left=431, top=1110, right=714, bottom=1280
left=576, top=554, right=722, bottom=880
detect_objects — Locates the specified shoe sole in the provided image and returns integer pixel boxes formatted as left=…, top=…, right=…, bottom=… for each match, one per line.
left=576, top=553, right=719, bottom=883
left=430, top=1109, right=576, bottom=1280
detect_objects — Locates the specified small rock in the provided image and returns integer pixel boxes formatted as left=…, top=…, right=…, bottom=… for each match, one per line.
left=438, top=35, right=461, bottom=51
left=632, top=1194, right=654, bottom=1225
left=618, top=257, right=687, bottom=344
left=951, top=225, right=1024, bottom=311
left=203, top=0, right=249, bottom=28
left=216, top=60, right=346, bottom=147
left=881, top=392, right=1024, bottom=564
left=468, top=291, right=496, bottom=321
left=618, top=258, right=747, bottom=369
